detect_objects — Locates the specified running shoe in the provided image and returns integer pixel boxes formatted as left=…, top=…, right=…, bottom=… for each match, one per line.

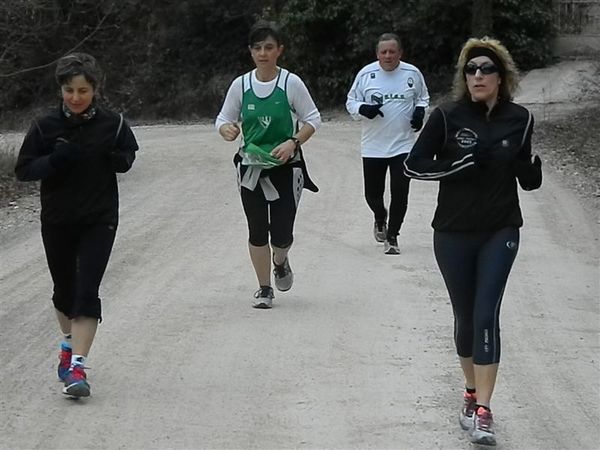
left=470, top=406, right=496, bottom=446
left=57, top=344, right=72, bottom=381
left=459, top=391, right=477, bottom=430
left=252, top=286, right=274, bottom=309
left=273, top=257, right=294, bottom=292
left=373, top=222, right=387, bottom=243
left=62, top=364, right=90, bottom=398
left=384, top=236, right=400, bottom=255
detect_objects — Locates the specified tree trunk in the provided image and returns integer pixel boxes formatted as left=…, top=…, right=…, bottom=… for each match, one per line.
left=471, top=0, right=493, bottom=37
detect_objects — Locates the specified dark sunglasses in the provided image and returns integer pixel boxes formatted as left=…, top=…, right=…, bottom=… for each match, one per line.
left=464, top=63, right=499, bottom=75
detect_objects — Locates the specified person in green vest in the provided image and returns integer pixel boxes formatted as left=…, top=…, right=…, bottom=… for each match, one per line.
left=215, top=21, right=321, bottom=309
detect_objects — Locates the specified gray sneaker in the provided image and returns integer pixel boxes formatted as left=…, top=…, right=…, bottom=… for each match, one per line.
left=252, top=286, right=274, bottom=309
left=459, top=392, right=477, bottom=430
left=373, top=222, right=387, bottom=243
left=384, top=236, right=400, bottom=255
left=470, top=406, right=496, bottom=446
left=273, top=257, right=294, bottom=292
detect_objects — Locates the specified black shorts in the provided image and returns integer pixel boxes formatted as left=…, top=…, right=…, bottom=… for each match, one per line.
left=236, top=161, right=305, bottom=248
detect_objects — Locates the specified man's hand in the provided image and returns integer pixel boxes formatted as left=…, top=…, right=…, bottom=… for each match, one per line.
left=358, top=103, right=384, bottom=119
left=410, top=106, right=425, bottom=131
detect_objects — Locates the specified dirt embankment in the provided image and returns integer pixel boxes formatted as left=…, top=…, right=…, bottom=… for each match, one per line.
left=516, top=59, right=600, bottom=221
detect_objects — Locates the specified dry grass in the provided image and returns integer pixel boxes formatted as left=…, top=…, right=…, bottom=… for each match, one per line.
left=0, top=136, right=37, bottom=207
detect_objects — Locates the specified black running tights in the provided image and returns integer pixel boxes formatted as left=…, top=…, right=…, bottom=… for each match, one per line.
left=433, top=227, right=519, bottom=365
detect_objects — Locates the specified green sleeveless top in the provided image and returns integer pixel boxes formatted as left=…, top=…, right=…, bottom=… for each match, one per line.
left=241, top=69, right=294, bottom=167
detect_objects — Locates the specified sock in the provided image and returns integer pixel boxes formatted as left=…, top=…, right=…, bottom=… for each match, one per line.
left=71, top=354, right=86, bottom=367
left=273, top=254, right=287, bottom=265
left=475, top=404, right=491, bottom=412
left=61, top=334, right=72, bottom=350
left=466, top=387, right=476, bottom=394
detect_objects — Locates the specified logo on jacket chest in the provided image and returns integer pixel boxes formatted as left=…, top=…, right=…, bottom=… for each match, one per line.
left=455, top=128, right=478, bottom=148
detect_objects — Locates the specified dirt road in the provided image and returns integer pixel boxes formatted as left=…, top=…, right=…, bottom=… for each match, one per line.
left=0, top=119, right=598, bottom=450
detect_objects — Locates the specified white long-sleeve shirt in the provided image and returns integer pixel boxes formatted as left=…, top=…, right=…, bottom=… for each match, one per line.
left=215, top=68, right=321, bottom=133
left=346, top=61, right=429, bottom=158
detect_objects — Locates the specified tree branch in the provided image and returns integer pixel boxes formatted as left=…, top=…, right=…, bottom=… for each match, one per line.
left=0, top=2, right=115, bottom=78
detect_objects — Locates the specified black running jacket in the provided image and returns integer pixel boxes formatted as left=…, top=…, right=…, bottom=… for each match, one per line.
left=15, top=106, right=139, bottom=224
left=404, top=99, right=542, bottom=232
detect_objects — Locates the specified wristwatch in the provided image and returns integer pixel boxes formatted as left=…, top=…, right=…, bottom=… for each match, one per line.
left=289, top=137, right=301, bottom=149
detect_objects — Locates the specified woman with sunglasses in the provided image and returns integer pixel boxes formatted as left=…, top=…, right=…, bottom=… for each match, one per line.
left=404, top=37, right=542, bottom=445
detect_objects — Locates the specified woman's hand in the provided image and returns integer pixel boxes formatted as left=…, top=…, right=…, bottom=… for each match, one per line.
left=271, top=139, right=297, bottom=162
left=219, top=123, right=241, bottom=141
left=49, top=138, right=85, bottom=171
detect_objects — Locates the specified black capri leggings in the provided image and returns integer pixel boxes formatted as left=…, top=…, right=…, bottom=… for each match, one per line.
left=433, top=227, right=519, bottom=365
left=41, top=222, right=117, bottom=321
left=239, top=164, right=304, bottom=248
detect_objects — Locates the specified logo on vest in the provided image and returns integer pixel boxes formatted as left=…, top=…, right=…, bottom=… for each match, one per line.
left=247, top=104, right=255, bottom=110
left=455, top=128, right=478, bottom=148
left=407, top=77, right=414, bottom=88
left=258, top=116, right=272, bottom=128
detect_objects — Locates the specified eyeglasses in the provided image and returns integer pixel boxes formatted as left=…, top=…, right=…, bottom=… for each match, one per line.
left=464, top=63, right=499, bottom=75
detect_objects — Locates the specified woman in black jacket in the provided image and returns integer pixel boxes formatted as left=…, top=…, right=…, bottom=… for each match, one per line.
left=405, top=37, right=541, bottom=446
left=15, top=53, right=139, bottom=398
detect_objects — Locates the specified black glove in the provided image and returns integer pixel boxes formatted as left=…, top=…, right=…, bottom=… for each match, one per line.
left=513, top=154, right=541, bottom=174
left=410, top=106, right=425, bottom=131
left=358, top=103, right=384, bottom=119
left=49, top=140, right=83, bottom=171
left=513, top=154, right=542, bottom=190
left=472, top=146, right=493, bottom=170
left=108, top=150, right=135, bottom=173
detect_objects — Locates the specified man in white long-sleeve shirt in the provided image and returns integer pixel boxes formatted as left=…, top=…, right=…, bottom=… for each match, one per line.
left=346, top=32, right=429, bottom=254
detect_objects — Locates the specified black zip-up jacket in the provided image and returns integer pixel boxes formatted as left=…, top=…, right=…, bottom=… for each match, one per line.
left=15, top=106, right=139, bottom=224
left=404, top=99, right=542, bottom=232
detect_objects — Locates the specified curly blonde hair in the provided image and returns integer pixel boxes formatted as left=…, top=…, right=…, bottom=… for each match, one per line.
left=452, top=36, right=520, bottom=101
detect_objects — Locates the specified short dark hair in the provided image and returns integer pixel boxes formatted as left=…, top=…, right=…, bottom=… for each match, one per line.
left=55, top=53, right=103, bottom=90
left=376, top=33, right=402, bottom=50
left=248, top=21, right=282, bottom=47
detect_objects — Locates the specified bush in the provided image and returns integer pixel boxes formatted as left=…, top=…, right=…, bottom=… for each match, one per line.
left=0, top=0, right=556, bottom=122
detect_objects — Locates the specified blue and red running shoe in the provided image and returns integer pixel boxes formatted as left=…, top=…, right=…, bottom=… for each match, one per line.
left=62, top=364, right=90, bottom=398
left=57, top=344, right=72, bottom=381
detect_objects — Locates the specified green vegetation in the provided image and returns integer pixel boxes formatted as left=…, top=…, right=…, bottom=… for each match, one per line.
left=0, top=0, right=555, bottom=123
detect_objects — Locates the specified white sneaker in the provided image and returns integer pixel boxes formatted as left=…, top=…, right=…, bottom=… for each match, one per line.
left=252, top=286, right=274, bottom=309
left=273, top=257, right=293, bottom=292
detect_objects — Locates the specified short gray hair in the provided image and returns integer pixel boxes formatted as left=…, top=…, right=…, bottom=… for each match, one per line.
left=376, top=33, right=402, bottom=51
